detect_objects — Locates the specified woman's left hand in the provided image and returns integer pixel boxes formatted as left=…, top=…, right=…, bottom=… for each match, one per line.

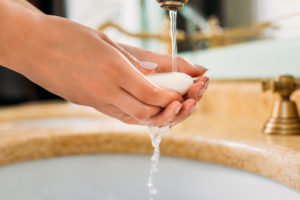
left=98, top=34, right=209, bottom=125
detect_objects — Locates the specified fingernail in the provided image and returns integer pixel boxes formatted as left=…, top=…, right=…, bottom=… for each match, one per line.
left=190, top=105, right=197, bottom=114
left=175, top=104, right=182, bottom=115
left=139, top=61, right=158, bottom=70
left=200, top=79, right=209, bottom=89
left=205, top=79, right=210, bottom=85
left=199, top=87, right=206, bottom=97
left=195, top=64, right=208, bottom=71
left=204, top=80, right=209, bottom=90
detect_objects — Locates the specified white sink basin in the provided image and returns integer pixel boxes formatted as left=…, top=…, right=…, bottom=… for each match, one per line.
left=0, top=154, right=298, bottom=200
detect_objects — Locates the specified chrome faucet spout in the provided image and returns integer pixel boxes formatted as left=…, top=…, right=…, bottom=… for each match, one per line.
left=156, top=0, right=188, bottom=11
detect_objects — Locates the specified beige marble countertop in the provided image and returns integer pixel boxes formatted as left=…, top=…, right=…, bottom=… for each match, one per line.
left=0, top=81, right=300, bottom=192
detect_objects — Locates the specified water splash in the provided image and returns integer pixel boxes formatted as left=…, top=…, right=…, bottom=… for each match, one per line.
left=147, top=126, right=169, bottom=200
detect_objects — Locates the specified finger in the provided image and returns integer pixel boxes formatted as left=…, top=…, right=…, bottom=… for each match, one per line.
left=119, top=43, right=208, bottom=77
left=194, top=76, right=210, bottom=85
left=172, top=99, right=196, bottom=124
left=185, top=82, right=206, bottom=101
left=97, top=33, right=183, bottom=107
left=118, top=67, right=183, bottom=107
left=98, top=33, right=156, bottom=75
left=145, top=101, right=182, bottom=127
left=122, top=79, right=183, bottom=108
left=185, top=76, right=209, bottom=101
left=94, top=104, right=139, bottom=124
left=111, top=88, right=164, bottom=122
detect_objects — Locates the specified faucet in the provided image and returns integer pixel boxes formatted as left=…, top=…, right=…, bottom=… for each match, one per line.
left=262, top=75, right=300, bottom=135
left=157, top=0, right=188, bottom=11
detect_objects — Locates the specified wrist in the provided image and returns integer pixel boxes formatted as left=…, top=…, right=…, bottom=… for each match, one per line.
left=0, top=1, right=46, bottom=73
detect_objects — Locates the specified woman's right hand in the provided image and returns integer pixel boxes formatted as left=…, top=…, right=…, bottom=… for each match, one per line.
left=0, top=2, right=185, bottom=126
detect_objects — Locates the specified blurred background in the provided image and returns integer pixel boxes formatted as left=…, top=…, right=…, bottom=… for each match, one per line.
left=1, top=0, right=300, bottom=106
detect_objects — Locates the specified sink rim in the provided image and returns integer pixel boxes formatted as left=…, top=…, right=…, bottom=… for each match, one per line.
left=0, top=102, right=299, bottom=193
left=0, top=154, right=299, bottom=200
left=0, top=123, right=299, bottom=193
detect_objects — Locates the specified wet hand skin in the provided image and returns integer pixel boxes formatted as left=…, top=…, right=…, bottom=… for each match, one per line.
left=116, top=44, right=209, bottom=126
left=0, top=0, right=209, bottom=127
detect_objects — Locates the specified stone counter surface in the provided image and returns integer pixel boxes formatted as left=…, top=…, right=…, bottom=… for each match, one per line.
left=0, top=81, right=300, bottom=192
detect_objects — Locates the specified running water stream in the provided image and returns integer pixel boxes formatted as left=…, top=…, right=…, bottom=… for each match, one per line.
left=146, top=126, right=169, bottom=200
left=169, top=10, right=178, bottom=72
left=146, top=11, right=178, bottom=200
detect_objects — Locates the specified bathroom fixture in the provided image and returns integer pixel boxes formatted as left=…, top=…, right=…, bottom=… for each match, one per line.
left=97, top=10, right=300, bottom=52
left=179, top=4, right=209, bottom=31
left=97, top=17, right=274, bottom=53
left=2, top=101, right=300, bottom=195
left=190, top=11, right=300, bottom=48
left=262, top=75, right=300, bottom=135
left=98, top=20, right=185, bottom=54
left=0, top=154, right=299, bottom=200
left=191, top=17, right=274, bottom=48
left=157, top=0, right=188, bottom=11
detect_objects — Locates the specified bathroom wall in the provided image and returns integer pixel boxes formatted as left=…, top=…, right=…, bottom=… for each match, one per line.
left=202, top=0, right=300, bottom=79
left=65, top=0, right=166, bottom=53
left=65, top=0, right=300, bottom=79
left=224, top=0, right=300, bottom=39
left=65, top=0, right=143, bottom=47
left=253, top=0, right=300, bottom=39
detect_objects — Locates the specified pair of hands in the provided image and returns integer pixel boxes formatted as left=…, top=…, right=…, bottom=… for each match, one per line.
left=0, top=0, right=209, bottom=127
left=111, top=43, right=209, bottom=126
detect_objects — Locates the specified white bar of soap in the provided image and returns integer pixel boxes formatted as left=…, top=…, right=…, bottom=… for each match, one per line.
left=147, top=72, right=194, bottom=95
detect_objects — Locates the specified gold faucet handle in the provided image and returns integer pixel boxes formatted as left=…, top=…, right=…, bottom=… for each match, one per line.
left=262, top=75, right=300, bottom=135
left=262, top=75, right=299, bottom=97
left=262, top=79, right=274, bottom=92
left=297, top=78, right=300, bottom=90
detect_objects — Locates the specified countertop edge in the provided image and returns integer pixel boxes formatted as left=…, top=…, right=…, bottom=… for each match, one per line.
left=0, top=131, right=299, bottom=192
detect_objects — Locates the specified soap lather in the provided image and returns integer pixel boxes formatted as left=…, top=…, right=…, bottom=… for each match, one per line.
left=147, top=72, right=194, bottom=95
